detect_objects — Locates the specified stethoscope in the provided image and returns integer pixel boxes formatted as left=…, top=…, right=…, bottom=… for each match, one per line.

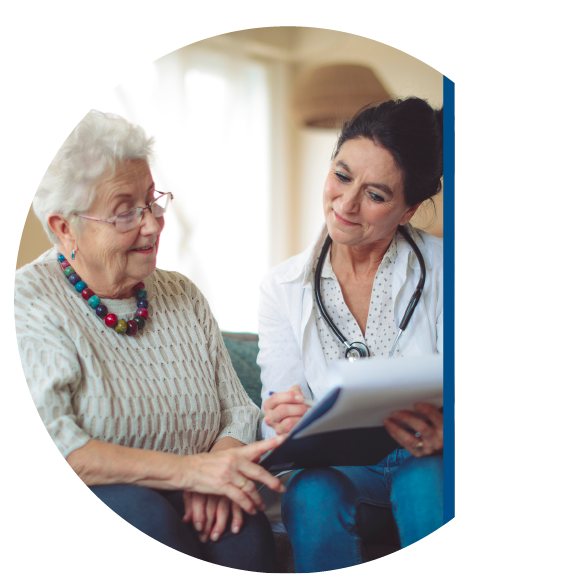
left=314, top=224, right=426, bottom=362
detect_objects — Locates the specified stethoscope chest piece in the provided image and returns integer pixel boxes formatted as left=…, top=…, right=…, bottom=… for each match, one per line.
left=345, top=342, right=371, bottom=362
left=314, top=226, right=426, bottom=362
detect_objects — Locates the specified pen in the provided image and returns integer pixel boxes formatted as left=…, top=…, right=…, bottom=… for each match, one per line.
left=268, top=391, right=316, bottom=407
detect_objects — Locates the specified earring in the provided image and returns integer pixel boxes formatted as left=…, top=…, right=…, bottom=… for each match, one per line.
left=72, top=249, right=76, bottom=260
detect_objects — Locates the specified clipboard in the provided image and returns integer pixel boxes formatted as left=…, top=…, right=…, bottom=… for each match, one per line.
left=259, top=355, right=443, bottom=472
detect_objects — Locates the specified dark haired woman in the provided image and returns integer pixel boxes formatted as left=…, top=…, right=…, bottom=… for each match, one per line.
left=257, top=98, right=445, bottom=572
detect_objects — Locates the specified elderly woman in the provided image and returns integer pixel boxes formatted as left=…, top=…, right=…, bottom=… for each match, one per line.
left=15, top=110, right=285, bottom=572
left=258, top=98, right=445, bottom=572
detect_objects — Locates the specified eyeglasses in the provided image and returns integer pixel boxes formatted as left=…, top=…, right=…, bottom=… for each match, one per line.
left=75, top=191, right=174, bottom=233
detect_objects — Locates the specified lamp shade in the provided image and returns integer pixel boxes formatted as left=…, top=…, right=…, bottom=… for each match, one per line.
left=293, top=64, right=390, bottom=128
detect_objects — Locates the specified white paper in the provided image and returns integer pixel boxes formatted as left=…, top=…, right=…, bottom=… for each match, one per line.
left=293, top=355, right=443, bottom=439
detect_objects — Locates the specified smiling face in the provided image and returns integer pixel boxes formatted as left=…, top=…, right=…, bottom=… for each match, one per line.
left=323, top=138, right=420, bottom=249
left=72, top=159, right=163, bottom=298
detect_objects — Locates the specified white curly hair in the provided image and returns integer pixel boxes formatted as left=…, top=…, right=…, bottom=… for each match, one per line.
left=33, top=110, right=155, bottom=244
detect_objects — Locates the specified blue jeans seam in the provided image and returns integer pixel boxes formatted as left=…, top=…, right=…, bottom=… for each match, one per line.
left=350, top=500, right=363, bottom=565
left=350, top=497, right=392, bottom=565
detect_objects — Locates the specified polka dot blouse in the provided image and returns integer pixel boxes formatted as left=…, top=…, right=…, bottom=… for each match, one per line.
left=314, top=234, right=402, bottom=363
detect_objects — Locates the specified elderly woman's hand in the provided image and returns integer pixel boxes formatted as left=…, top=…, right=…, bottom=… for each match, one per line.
left=383, top=403, right=443, bottom=458
left=182, top=436, right=252, bottom=543
left=181, top=436, right=286, bottom=515
left=264, top=386, right=312, bottom=435
left=183, top=493, right=244, bottom=543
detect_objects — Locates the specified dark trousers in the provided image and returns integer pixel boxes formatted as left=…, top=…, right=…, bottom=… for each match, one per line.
left=90, top=484, right=277, bottom=572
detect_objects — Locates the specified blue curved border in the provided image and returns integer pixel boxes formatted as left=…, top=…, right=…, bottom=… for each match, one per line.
left=443, top=76, right=455, bottom=524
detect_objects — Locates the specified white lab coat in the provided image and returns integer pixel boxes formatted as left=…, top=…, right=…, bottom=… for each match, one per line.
left=258, top=224, right=443, bottom=440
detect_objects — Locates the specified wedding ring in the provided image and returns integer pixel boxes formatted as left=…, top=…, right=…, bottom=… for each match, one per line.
left=415, top=441, right=424, bottom=449
left=238, top=479, right=247, bottom=489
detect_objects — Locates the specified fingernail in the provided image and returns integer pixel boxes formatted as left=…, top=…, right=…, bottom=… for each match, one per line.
left=279, top=484, right=286, bottom=492
left=294, top=395, right=303, bottom=402
left=211, top=533, right=219, bottom=542
left=199, top=534, right=207, bottom=543
left=195, top=522, right=202, bottom=531
left=233, top=526, right=240, bottom=534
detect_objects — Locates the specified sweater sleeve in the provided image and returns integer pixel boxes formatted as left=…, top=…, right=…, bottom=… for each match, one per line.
left=193, top=289, right=260, bottom=446
left=14, top=279, right=91, bottom=458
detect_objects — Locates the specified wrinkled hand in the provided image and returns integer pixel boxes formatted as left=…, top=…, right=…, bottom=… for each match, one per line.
left=182, top=436, right=286, bottom=514
left=383, top=403, right=443, bottom=458
left=183, top=492, right=244, bottom=543
left=264, top=386, right=311, bottom=435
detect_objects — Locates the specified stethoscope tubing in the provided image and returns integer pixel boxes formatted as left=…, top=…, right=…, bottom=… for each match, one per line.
left=314, top=234, right=349, bottom=348
left=315, top=224, right=426, bottom=360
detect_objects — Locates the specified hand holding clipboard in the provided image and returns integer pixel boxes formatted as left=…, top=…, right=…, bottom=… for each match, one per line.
left=260, top=355, right=443, bottom=472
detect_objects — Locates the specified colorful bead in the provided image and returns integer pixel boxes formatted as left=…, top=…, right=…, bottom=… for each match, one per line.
left=95, top=304, right=108, bottom=319
left=105, top=313, right=118, bottom=328
left=126, top=319, right=138, bottom=336
left=81, top=288, right=94, bottom=300
left=114, top=320, right=127, bottom=334
left=57, top=255, right=148, bottom=337
left=88, top=295, right=100, bottom=309
left=136, top=308, right=149, bottom=320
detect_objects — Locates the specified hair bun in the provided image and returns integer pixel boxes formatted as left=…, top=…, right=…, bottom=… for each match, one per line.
left=333, top=97, right=444, bottom=206
left=434, top=108, right=443, bottom=138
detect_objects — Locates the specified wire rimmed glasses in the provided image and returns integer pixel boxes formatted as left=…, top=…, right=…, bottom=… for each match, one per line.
left=75, top=191, right=174, bottom=233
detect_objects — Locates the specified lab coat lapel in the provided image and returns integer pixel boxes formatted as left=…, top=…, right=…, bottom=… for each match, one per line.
left=300, top=280, right=329, bottom=399
left=392, top=229, right=437, bottom=356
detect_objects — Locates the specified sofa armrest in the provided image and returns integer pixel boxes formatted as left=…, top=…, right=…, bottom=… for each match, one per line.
left=221, top=331, right=262, bottom=408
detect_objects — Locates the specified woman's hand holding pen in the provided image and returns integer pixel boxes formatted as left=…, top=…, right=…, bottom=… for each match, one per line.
left=383, top=402, right=443, bottom=458
left=264, top=386, right=314, bottom=435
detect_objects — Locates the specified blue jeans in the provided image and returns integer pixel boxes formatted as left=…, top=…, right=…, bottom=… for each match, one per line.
left=391, top=454, right=445, bottom=547
left=282, top=450, right=444, bottom=573
left=90, top=485, right=277, bottom=572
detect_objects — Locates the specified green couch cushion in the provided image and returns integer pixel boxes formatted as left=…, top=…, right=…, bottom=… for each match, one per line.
left=222, top=332, right=262, bottom=407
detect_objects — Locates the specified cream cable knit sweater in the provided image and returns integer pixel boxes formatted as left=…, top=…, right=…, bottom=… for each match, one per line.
left=15, top=248, right=260, bottom=458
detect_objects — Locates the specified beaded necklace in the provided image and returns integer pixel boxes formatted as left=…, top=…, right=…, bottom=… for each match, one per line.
left=57, top=253, right=149, bottom=336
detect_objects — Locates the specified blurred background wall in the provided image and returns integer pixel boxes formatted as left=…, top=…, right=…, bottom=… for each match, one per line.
left=17, top=26, right=443, bottom=333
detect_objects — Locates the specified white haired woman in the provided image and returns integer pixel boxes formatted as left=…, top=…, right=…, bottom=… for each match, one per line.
left=15, top=110, right=284, bottom=572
